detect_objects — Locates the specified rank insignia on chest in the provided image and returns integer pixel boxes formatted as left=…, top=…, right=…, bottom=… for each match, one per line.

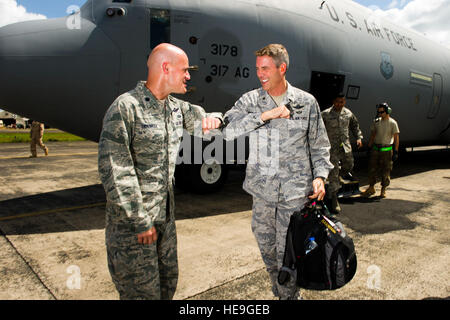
left=141, top=123, right=158, bottom=129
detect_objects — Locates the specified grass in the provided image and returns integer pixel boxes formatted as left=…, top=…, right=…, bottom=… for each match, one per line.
left=0, top=131, right=86, bottom=143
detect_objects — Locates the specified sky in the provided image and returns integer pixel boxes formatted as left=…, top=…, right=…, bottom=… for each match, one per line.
left=0, top=0, right=449, bottom=48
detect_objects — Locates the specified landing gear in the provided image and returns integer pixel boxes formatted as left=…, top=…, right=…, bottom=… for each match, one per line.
left=175, top=161, right=228, bottom=194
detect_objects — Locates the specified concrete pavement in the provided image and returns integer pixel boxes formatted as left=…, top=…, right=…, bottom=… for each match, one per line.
left=0, top=141, right=449, bottom=300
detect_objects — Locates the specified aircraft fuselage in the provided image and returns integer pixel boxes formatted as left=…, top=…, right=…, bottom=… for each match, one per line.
left=0, top=0, right=449, bottom=146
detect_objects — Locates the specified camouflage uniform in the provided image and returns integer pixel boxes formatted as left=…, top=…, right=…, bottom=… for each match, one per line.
left=321, top=107, right=362, bottom=193
left=30, top=121, right=48, bottom=157
left=222, top=82, right=333, bottom=299
left=98, top=81, right=222, bottom=300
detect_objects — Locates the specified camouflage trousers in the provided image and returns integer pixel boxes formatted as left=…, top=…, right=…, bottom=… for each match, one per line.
left=368, top=149, right=393, bottom=187
left=106, top=200, right=178, bottom=300
left=328, top=148, right=354, bottom=193
left=251, top=196, right=308, bottom=299
left=30, top=136, right=46, bottom=156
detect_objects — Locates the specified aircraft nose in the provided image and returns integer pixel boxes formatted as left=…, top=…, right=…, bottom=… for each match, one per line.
left=0, top=18, right=120, bottom=140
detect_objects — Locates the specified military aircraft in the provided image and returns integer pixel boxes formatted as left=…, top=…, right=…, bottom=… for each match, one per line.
left=0, top=0, right=449, bottom=192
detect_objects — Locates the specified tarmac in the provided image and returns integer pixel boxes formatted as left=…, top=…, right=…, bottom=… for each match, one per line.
left=0, top=141, right=449, bottom=300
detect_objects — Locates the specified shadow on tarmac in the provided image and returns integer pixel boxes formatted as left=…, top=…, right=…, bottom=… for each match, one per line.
left=338, top=148, right=450, bottom=235
left=0, top=149, right=448, bottom=237
left=0, top=184, right=106, bottom=218
left=0, top=168, right=253, bottom=236
left=338, top=197, right=428, bottom=234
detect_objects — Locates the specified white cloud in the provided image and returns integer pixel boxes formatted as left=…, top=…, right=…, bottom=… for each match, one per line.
left=368, top=0, right=450, bottom=48
left=0, top=0, right=47, bottom=28
left=387, top=0, right=409, bottom=9
left=387, top=0, right=399, bottom=9
left=368, top=4, right=382, bottom=11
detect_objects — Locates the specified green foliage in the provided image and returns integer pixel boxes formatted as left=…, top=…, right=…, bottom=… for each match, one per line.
left=0, top=132, right=85, bottom=143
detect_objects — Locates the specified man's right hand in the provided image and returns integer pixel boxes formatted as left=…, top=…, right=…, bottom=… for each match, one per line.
left=261, top=105, right=290, bottom=122
left=392, top=150, right=399, bottom=162
left=137, top=226, right=157, bottom=245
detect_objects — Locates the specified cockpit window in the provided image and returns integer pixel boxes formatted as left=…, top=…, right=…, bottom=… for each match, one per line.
left=150, top=9, right=171, bottom=49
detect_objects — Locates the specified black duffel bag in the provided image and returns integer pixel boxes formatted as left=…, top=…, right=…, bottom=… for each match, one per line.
left=278, top=200, right=357, bottom=290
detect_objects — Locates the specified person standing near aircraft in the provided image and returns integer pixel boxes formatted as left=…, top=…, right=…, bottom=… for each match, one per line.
left=321, top=93, right=363, bottom=213
left=221, top=44, right=333, bottom=299
left=98, top=43, right=222, bottom=300
left=29, top=120, right=48, bottom=158
left=361, top=102, right=400, bottom=198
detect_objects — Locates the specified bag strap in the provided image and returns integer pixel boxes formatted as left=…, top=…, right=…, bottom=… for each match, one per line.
left=278, top=215, right=297, bottom=285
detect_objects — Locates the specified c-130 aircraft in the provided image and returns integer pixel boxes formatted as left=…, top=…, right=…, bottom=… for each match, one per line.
left=0, top=0, right=449, bottom=192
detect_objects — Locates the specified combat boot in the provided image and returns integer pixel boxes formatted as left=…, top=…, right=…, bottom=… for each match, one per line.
left=342, top=172, right=358, bottom=182
left=44, top=147, right=49, bottom=156
left=380, top=187, right=386, bottom=198
left=331, top=193, right=341, bottom=214
left=361, top=185, right=375, bottom=197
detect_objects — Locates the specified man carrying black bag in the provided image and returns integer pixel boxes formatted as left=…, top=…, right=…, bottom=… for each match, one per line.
left=279, top=200, right=357, bottom=291
left=221, top=44, right=333, bottom=300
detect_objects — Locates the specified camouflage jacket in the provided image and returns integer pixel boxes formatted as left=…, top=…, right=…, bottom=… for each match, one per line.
left=98, top=81, right=222, bottom=237
left=321, top=106, right=363, bottom=153
left=222, top=82, right=333, bottom=202
left=30, top=121, right=44, bottom=138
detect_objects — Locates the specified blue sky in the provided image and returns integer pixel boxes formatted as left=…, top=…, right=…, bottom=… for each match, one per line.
left=352, top=0, right=410, bottom=9
left=15, top=0, right=87, bottom=18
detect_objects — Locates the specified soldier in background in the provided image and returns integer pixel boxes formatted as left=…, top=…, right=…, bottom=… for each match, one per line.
left=29, top=120, right=49, bottom=158
left=98, top=43, right=222, bottom=300
left=222, top=44, right=333, bottom=299
left=321, top=93, right=363, bottom=213
left=361, top=102, right=400, bottom=198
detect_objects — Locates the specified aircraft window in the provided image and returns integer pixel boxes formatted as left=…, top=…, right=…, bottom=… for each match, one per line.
left=150, top=9, right=171, bottom=49
left=113, top=0, right=132, bottom=3
left=346, top=85, right=360, bottom=100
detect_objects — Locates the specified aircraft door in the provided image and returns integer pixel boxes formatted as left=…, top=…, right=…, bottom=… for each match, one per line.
left=427, top=73, right=443, bottom=119
left=309, top=71, right=345, bottom=110
left=150, top=9, right=171, bottom=49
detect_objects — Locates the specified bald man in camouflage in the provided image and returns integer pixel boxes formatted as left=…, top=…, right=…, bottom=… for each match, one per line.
left=98, top=43, right=222, bottom=300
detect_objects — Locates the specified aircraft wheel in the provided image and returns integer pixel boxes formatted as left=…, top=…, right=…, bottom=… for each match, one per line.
left=175, top=161, right=228, bottom=194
